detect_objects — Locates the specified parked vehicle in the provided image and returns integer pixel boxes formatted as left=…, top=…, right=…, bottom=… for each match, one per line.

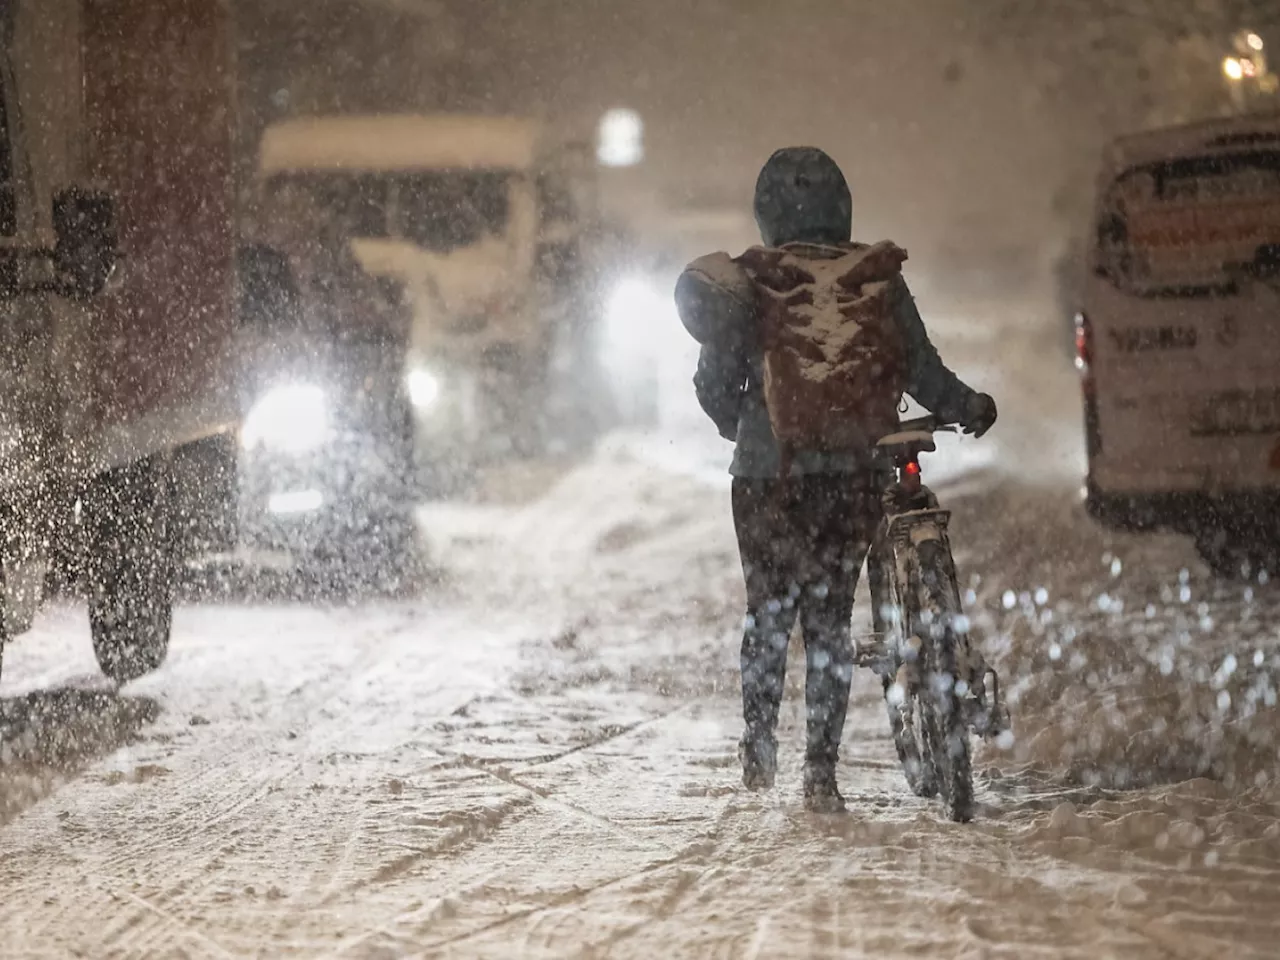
left=1076, top=112, right=1280, bottom=577
left=0, top=0, right=241, bottom=682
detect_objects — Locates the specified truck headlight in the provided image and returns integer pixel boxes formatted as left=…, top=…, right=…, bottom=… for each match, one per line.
left=242, top=383, right=331, bottom=454
left=406, top=368, right=441, bottom=409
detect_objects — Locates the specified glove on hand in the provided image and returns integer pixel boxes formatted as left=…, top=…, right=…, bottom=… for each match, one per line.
left=962, top=392, right=997, bottom=438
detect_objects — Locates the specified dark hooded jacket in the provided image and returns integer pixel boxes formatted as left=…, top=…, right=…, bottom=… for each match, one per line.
left=675, top=147, right=977, bottom=478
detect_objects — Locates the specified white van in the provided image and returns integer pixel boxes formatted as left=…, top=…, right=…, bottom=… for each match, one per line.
left=1079, top=112, right=1280, bottom=575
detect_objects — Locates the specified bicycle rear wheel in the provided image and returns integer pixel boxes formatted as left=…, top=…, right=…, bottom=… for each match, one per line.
left=909, top=540, right=974, bottom=823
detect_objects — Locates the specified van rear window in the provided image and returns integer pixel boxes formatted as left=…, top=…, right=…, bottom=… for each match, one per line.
left=1095, top=149, right=1280, bottom=297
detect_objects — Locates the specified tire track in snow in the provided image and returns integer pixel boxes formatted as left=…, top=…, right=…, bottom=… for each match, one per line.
left=0, top=607, right=520, bottom=956
left=315, top=703, right=707, bottom=957
left=92, top=883, right=239, bottom=960
left=435, top=703, right=693, bottom=772
left=466, top=760, right=681, bottom=856
left=405, top=838, right=720, bottom=958
left=72, top=626, right=390, bottom=893
left=347, top=709, right=748, bottom=957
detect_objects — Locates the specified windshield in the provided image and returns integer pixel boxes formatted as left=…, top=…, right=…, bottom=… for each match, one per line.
left=1096, top=149, right=1280, bottom=296
left=394, top=170, right=512, bottom=252
left=266, top=172, right=390, bottom=238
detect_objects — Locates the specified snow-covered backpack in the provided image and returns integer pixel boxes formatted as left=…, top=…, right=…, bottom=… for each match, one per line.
left=737, top=240, right=909, bottom=470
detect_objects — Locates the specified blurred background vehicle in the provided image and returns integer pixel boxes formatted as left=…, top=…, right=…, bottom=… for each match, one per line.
left=256, top=114, right=598, bottom=492
left=219, top=216, right=418, bottom=585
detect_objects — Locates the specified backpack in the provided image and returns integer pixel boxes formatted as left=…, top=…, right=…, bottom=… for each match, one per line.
left=736, top=240, right=909, bottom=471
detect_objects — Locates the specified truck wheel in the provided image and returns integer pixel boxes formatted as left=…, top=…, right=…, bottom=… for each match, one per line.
left=1194, top=531, right=1263, bottom=581
left=83, top=457, right=176, bottom=683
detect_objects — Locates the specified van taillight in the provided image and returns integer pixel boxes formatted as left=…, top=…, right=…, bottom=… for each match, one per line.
left=1076, top=311, right=1101, bottom=457
left=1074, top=312, right=1093, bottom=372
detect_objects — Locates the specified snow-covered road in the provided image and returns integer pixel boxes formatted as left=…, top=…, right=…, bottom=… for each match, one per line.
left=3, top=323, right=1280, bottom=958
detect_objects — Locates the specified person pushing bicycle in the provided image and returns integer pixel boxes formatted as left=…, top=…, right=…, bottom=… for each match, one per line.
left=674, top=147, right=997, bottom=813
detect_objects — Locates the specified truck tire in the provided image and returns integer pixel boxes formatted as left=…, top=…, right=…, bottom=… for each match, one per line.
left=1194, top=529, right=1271, bottom=581
left=83, top=456, right=176, bottom=683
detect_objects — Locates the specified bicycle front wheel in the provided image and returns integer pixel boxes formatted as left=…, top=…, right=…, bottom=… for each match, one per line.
left=909, top=539, right=974, bottom=823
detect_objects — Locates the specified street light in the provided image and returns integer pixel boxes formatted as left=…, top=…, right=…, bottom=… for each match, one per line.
left=597, top=108, right=644, bottom=168
left=1224, top=29, right=1276, bottom=110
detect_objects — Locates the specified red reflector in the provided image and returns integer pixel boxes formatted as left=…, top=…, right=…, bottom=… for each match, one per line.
left=905, top=460, right=921, bottom=476
left=1075, top=312, right=1093, bottom=368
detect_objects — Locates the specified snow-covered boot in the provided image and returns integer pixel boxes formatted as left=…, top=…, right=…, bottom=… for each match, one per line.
left=803, top=762, right=846, bottom=813
left=738, top=733, right=777, bottom=791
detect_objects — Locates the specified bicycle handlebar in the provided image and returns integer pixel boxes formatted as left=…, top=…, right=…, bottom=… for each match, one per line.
left=895, top=415, right=960, bottom=435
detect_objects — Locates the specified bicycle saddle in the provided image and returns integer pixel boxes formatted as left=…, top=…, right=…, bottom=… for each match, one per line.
left=876, top=429, right=936, bottom=461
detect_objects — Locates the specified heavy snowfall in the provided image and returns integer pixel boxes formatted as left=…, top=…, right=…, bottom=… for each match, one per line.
left=3, top=1, right=1280, bottom=956
left=3, top=303, right=1278, bottom=959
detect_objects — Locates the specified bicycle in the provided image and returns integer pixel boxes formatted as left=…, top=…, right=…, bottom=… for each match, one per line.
left=855, top=416, right=1010, bottom=822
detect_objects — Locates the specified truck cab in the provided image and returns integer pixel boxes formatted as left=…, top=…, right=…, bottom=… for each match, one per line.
left=256, top=114, right=575, bottom=485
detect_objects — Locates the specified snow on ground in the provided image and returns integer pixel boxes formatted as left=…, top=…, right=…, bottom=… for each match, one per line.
left=2, top=306, right=1280, bottom=957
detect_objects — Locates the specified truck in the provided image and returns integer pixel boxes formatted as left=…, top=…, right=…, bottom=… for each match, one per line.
left=0, top=0, right=241, bottom=683
left=256, top=114, right=590, bottom=487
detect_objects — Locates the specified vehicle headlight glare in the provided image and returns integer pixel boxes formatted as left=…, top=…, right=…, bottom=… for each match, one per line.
left=242, top=383, right=331, bottom=454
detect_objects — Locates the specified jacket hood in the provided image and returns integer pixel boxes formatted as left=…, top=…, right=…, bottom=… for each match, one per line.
left=752, top=147, right=851, bottom=248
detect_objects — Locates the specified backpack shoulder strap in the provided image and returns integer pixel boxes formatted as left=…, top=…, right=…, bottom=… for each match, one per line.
left=835, top=240, right=908, bottom=289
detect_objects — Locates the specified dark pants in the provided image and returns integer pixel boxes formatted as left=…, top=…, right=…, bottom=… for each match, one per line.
left=732, top=474, right=883, bottom=766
